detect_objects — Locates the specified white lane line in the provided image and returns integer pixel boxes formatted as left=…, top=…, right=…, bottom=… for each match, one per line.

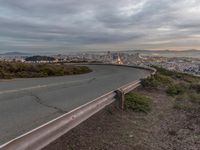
left=0, top=78, right=95, bottom=95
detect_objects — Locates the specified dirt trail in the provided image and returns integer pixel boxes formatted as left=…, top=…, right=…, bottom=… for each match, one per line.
left=43, top=87, right=200, bottom=150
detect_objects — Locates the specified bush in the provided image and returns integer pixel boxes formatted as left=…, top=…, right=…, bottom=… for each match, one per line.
left=166, top=83, right=188, bottom=96
left=141, top=75, right=160, bottom=88
left=0, top=70, right=12, bottom=79
left=178, top=75, right=200, bottom=83
left=154, top=66, right=175, bottom=76
left=154, top=74, right=173, bottom=85
left=0, top=61, right=92, bottom=79
left=141, top=73, right=172, bottom=88
left=173, top=103, right=194, bottom=112
left=190, top=83, right=200, bottom=93
left=189, top=92, right=200, bottom=104
left=125, top=92, right=152, bottom=113
left=153, top=66, right=200, bottom=83
left=173, top=94, right=198, bottom=111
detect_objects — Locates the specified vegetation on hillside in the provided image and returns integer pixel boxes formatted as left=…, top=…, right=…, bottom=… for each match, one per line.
left=141, top=73, right=173, bottom=88
left=125, top=92, right=152, bottom=113
left=25, top=56, right=55, bottom=62
left=141, top=66, right=200, bottom=112
left=0, top=61, right=92, bottom=79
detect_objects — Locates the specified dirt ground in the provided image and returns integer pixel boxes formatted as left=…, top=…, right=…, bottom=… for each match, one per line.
left=43, top=86, right=200, bottom=150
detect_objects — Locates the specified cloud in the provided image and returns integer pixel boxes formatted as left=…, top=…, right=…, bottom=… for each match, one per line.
left=0, top=0, right=200, bottom=53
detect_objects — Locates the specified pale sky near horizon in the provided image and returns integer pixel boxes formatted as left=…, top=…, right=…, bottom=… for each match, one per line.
left=0, top=0, right=200, bottom=53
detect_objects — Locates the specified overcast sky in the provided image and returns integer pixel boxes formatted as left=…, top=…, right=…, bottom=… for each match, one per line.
left=0, top=0, right=200, bottom=53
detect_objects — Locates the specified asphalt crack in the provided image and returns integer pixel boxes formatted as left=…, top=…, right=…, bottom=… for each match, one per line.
left=87, top=78, right=96, bottom=83
left=29, top=92, right=67, bottom=114
left=20, top=78, right=96, bottom=114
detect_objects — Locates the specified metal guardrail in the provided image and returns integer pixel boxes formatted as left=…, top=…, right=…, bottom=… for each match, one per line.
left=0, top=91, right=116, bottom=150
left=0, top=64, right=156, bottom=150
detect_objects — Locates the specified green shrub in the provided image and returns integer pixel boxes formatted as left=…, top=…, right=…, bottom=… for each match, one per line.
left=166, top=83, right=188, bottom=96
left=154, top=73, right=173, bottom=85
left=0, top=61, right=92, bottom=79
left=175, top=93, right=189, bottom=101
left=141, top=73, right=172, bottom=88
left=153, top=66, right=200, bottom=83
left=173, top=93, right=199, bottom=111
left=0, top=70, right=12, bottom=79
left=173, top=103, right=194, bottom=111
left=125, top=92, right=152, bottom=113
left=178, top=75, right=200, bottom=83
left=190, top=83, right=200, bottom=93
left=154, top=66, right=175, bottom=76
left=141, top=75, right=160, bottom=88
left=189, top=92, right=200, bottom=104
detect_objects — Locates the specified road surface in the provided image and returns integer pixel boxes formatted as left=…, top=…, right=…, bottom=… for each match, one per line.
left=0, top=65, right=150, bottom=145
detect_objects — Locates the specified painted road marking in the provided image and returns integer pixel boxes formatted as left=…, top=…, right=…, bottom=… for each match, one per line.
left=0, top=78, right=96, bottom=95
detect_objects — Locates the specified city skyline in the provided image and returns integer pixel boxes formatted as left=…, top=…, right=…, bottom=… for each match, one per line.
left=0, top=0, right=200, bottom=53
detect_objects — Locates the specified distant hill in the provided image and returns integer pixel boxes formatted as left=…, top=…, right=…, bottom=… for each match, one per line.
left=0, top=52, right=31, bottom=56
left=119, top=49, right=200, bottom=59
left=127, top=49, right=200, bottom=53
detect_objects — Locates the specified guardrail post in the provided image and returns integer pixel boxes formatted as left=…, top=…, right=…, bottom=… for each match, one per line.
left=115, top=89, right=125, bottom=110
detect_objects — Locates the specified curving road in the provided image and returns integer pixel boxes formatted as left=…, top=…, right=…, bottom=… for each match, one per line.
left=0, top=65, right=150, bottom=145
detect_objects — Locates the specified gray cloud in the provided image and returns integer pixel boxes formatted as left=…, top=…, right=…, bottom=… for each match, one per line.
left=0, top=0, right=200, bottom=53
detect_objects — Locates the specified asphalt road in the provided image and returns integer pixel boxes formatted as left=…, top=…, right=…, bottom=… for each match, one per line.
left=0, top=65, right=150, bottom=145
